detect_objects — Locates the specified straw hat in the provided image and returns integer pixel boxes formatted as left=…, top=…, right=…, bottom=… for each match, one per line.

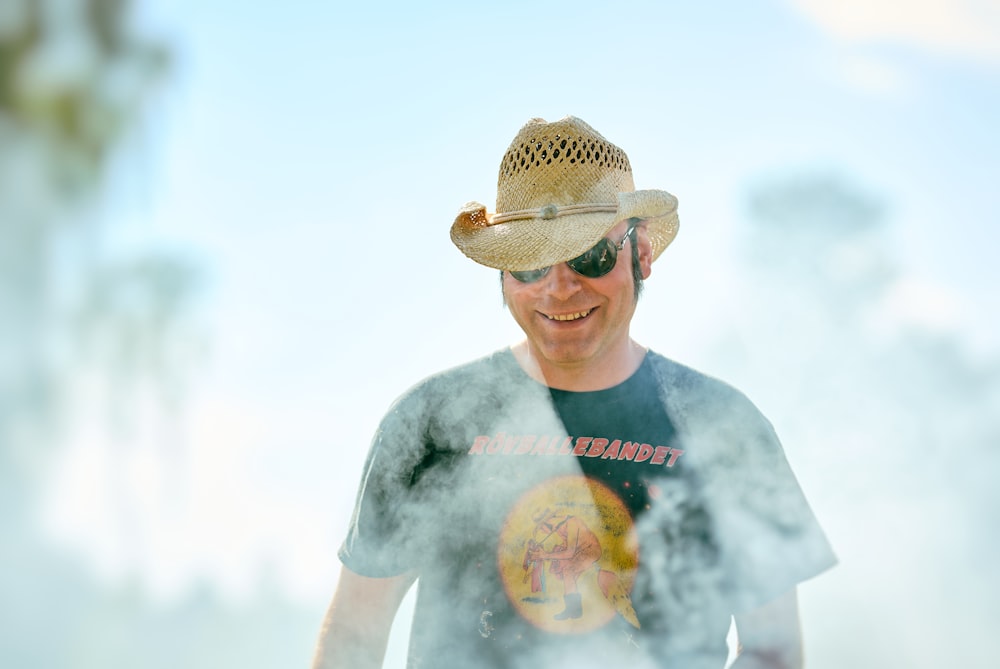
left=450, top=116, right=679, bottom=272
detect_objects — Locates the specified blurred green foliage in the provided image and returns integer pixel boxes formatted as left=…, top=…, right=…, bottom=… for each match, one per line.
left=0, top=3, right=318, bottom=667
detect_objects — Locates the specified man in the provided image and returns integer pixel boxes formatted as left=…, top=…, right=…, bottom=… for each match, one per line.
left=312, top=116, right=836, bottom=669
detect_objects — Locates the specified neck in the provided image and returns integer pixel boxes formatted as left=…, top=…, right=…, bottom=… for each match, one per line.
left=512, top=339, right=647, bottom=392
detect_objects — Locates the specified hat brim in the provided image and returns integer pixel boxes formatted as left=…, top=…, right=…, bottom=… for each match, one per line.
left=450, top=189, right=679, bottom=271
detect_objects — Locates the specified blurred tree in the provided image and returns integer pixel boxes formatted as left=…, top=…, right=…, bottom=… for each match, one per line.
left=732, top=172, right=999, bottom=456
left=1, top=2, right=221, bottom=667
left=1, top=5, right=320, bottom=668
left=0, top=0, right=171, bottom=501
left=744, top=173, right=894, bottom=317
left=716, top=172, right=1000, bottom=669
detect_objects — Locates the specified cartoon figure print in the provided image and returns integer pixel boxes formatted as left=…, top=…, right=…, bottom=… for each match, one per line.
left=499, top=476, right=640, bottom=634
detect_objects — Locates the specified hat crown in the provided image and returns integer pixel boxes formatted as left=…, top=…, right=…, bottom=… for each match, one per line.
left=450, top=115, right=678, bottom=272
left=496, top=117, right=635, bottom=214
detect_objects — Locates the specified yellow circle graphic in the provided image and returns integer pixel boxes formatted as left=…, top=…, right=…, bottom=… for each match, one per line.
left=497, top=475, right=640, bottom=634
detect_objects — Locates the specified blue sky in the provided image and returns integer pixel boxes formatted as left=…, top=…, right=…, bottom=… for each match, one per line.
left=66, top=0, right=999, bottom=595
left=131, top=0, right=998, bottom=347
left=38, top=0, right=1000, bottom=665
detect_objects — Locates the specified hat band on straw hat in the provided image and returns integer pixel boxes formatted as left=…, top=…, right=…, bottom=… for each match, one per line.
left=491, top=203, right=619, bottom=225
left=449, top=116, right=680, bottom=271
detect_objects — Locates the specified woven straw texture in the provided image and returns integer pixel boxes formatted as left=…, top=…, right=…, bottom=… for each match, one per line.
left=451, top=117, right=679, bottom=271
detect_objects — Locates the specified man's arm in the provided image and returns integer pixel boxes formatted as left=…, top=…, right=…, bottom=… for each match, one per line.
left=731, top=587, right=804, bottom=669
left=311, top=565, right=416, bottom=669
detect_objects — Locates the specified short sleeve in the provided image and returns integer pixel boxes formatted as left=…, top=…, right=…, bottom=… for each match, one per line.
left=338, top=392, right=430, bottom=578
left=652, top=358, right=837, bottom=612
left=704, top=397, right=836, bottom=611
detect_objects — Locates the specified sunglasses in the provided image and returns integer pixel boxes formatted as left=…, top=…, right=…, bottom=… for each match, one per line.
left=509, top=224, right=638, bottom=283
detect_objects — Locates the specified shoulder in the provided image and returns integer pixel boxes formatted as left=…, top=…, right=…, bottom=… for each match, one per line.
left=644, top=351, right=765, bottom=420
left=643, top=351, right=779, bottom=465
left=396, top=348, right=519, bottom=403
left=365, top=349, right=523, bottom=465
left=380, top=348, right=523, bottom=426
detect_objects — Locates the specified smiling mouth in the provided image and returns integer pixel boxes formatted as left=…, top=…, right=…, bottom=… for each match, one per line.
left=544, top=308, right=594, bottom=322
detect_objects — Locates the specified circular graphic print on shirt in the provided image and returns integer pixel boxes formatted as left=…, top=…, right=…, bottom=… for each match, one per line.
left=497, top=475, right=639, bottom=634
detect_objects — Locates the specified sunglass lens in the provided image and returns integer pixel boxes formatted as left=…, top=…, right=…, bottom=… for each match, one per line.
left=509, top=267, right=550, bottom=283
left=509, top=236, right=620, bottom=283
left=567, top=238, right=617, bottom=278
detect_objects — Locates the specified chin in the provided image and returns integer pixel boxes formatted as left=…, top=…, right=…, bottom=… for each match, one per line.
left=540, top=345, right=595, bottom=366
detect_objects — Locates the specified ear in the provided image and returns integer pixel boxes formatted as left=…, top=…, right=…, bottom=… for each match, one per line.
left=635, top=225, right=654, bottom=279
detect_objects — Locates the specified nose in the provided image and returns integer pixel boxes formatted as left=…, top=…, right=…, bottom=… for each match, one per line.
left=541, top=262, right=582, bottom=300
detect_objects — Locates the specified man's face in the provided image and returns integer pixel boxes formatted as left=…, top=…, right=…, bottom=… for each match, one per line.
left=502, top=221, right=652, bottom=376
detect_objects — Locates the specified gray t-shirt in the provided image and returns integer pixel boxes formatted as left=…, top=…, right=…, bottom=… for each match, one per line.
left=340, top=349, right=835, bottom=668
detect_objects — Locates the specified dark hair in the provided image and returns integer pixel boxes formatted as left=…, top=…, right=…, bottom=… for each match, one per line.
left=629, top=226, right=644, bottom=301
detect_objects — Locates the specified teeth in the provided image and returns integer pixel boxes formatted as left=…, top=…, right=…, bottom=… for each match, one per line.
left=547, top=309, right=592, bottom=321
